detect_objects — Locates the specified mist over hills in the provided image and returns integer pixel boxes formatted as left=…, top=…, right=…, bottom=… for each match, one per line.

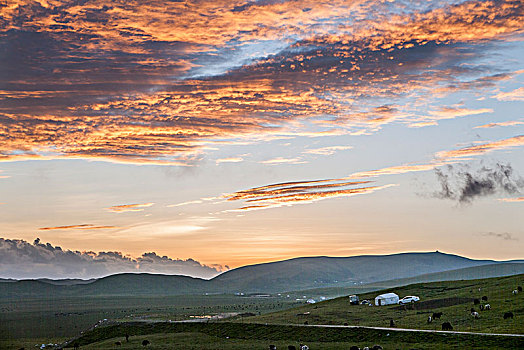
left=1, top=251, right=523, bottom=298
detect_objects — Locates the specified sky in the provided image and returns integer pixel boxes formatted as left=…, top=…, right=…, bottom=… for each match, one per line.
left=0, top=0, right=523, bottom=279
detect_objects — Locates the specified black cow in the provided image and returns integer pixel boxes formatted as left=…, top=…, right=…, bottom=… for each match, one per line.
left=142, top=340, right=150, bottom=347
left=482, top=296, right=488, bottom=301
left=442, top=322, right=453, bottom=331
left=473, top=298, right=480, bottom=305
left=288, top=346, right=297, bottom=350
left=504, top=312, right=514, bottom=319
left=432, top=312, right=443, bottom=319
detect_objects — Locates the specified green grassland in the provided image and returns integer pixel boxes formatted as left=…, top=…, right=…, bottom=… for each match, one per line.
left=2, top=273, right=523, bottom=349
left=4, top=321, right=523, bottom=350
left=246, top=274, right=524, bottom=334
left=0, top=294, right=301, bottom=339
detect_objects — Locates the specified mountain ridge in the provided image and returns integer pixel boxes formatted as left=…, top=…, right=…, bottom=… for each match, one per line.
left=1, top=251, right=521, bottom=297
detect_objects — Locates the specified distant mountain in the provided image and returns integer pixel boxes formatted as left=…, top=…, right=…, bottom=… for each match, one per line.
left=0, top=251, right=520, bottom=298
left=297, top=262, right=524, bottom=298
left=211, top=251, right=497, bottom=292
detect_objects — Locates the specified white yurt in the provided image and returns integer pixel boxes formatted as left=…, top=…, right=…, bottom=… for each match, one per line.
left=374, top=292, right=399, bottom=306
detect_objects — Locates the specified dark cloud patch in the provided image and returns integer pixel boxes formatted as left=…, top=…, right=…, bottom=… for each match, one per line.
left=481, top=232, right=518, bottom=241
left=433, top=163, right=524, bottom=203
left=0, top=238, right=225, bottom=279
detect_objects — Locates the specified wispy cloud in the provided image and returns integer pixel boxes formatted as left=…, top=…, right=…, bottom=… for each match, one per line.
left=39, top=224, right=119, bottom=231
left=493, top=87, right=524, bottom=101
left=303, top=146, right=353, bottom=156
left=481, top=232, right=518, bottom=241
left=436, top=135, right=524, bottom=160
left=498, top=197, right=524, bottom=202
left=216, top=157, right=244, bottom=164
left=259, top=157, right=306, bottom=165
left=106, top=203, right=155, bottom=213
left=407, top=107, right=493, bottom=128
left=475, top=121, right=524, bottom=129
left=167, top=200, right=204, bottom=208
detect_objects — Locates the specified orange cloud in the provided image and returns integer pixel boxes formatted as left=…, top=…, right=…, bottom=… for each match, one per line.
left=105, top=203, right=155, bottom=213
left=493, top=87, right=524, bottom=101
left=436, top=135, right=524, bottom=159
left=498, top=197, right=524, bottom=202
left=1, top=0, right=523, bottom=165
left=39, top=224, right=119, bottom=230
left=475, top=121, right=524, bottom=128
left=231, top=184, right=397, bottom=211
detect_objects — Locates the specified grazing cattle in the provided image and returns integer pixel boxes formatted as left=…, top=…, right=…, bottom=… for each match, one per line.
left=350, top=346, right=360, bottom=350
left=372, top=346, right=383, bottom=350
left=482, top=296, right=488, bottom=301
left=427, top=315, right=432, bottom=324
left=473, top=298, right=480, bottom=305
left=485, top=304, right=491, bottom=310
left=513, top=290, right=519, bottom=295
left=389, top=319, right=396, bottom=327
left=432, top=312, right=443, bottom=319
left=471, top=311, right=480, bottom=319
left=344, top=322, right=348, bottom=326
left=73, top=343, right=80, bottom=350
left=363, top=347, right=370, bottom=350
left=142, top=340, right=150, bottom=347
left=115, top=341, right=122, bottom=346
left=300, top=345, right=309, bottom=350
left=442, top=322, right=453, bottom=331
left=269, top=345, right=276, bottom=350
left=288, top=346, right=297, bottom=350
left=504, top=312, right=514, bottom=319
left=125, top=334, right=129, bottom=342
left=470, top=308, right=476, bottom=313
left=479, top=304, right=484, bottom=311
left=518, top=286, right=523, bottom=292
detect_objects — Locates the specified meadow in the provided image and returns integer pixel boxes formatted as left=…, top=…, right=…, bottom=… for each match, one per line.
left=247, top=273, right=524, bottom=334
left=1, top=273, right=522, bottom=349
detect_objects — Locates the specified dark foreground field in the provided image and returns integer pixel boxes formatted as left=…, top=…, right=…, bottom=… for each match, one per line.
left=3, top=321, right=523, bottom=350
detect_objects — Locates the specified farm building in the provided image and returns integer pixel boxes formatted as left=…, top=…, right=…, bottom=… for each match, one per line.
left=375, top=292, right=399, bottom=306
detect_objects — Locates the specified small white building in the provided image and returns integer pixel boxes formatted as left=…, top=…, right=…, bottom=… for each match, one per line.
left=375, top=292, right=399, bottom=306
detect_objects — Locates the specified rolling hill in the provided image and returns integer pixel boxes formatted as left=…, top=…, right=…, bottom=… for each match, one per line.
left=1, top=251, right=522, bottom=297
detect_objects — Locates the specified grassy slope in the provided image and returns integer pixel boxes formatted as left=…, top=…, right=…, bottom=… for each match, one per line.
left=212, top=252, right=497, bottom=292
left=25, top=321, right=524, bottom=350
left=247, top=273, right=524, bottom=334
left=293, top=262, right=524, bottom=298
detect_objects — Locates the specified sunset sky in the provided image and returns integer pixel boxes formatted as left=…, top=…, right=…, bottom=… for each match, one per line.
left=1, top=0, right=523, bottom=279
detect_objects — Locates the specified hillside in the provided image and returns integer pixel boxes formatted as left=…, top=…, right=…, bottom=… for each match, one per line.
left=296, top=262, right=524, bottom=298
left=211, top=251, right=497, bottom=292
left=246, top=273, right=524, bottom=335
left=0, top=251, right=519, bottom=297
